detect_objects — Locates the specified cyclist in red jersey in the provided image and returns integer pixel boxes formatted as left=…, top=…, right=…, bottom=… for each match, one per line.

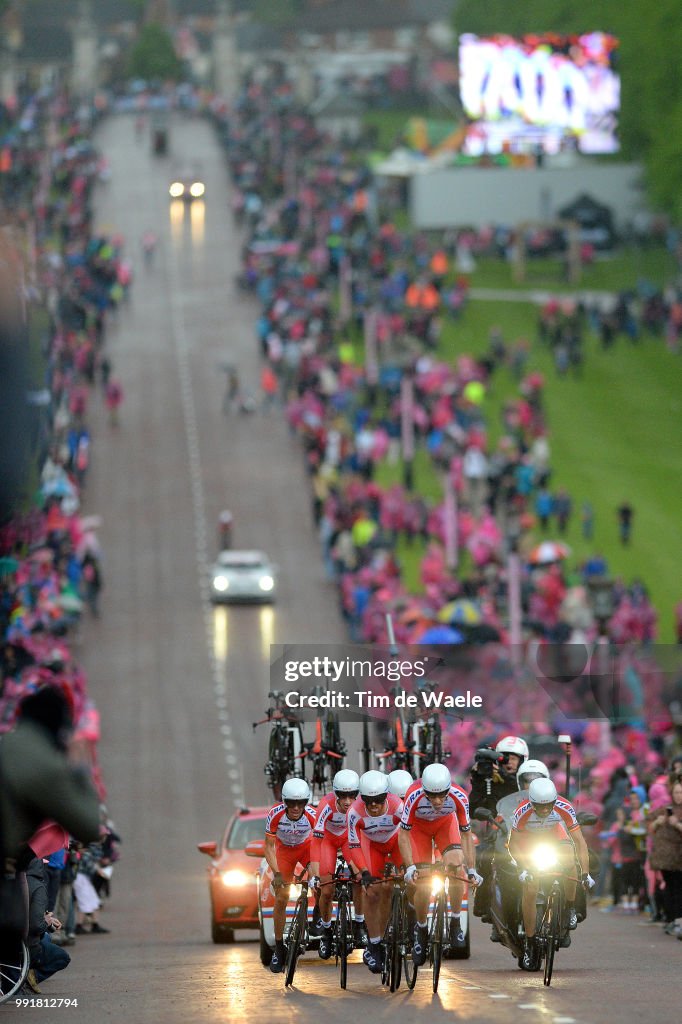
left=509, top=778, right=594, bottom=969
left=398, top=763, right=480, bottom=964
left=308, top=769, right=360, bottom=960
left=347, top=771, right=404, bottom=974
left=264, top=778, right=316, bottom=973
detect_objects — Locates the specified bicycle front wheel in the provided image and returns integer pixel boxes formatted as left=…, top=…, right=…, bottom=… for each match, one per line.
left=430, top=894, right=444, bottom=993
left=403, top=897, right=419, bottom=990
left=0, top=936, right=29, bottom=1004
left=337, top=892, right=350, bottom=990
left=543, top=891, right=561, bottom=987
left=389, top=891, right=403, bottom=991
left=284, top=901, right=306, bottom=988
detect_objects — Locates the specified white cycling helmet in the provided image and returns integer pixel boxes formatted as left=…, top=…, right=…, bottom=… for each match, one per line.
left=421, top=763, right=451, bottom=795
left=281, top=778, right=311, bottom=802
left=528, top=778, right=557, bottom=806
left=495, top=735, right=529, bottom=761
left=359, top=770, right=389, bottom=799
left=517, top=759, right=550, bottom=791
left=333, top=768, right=360, bottom=794
left=387, top=769, right=413, bottom=799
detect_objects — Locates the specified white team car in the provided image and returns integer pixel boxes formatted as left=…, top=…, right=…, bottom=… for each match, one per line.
left=209, top=550, right=278, bottom=604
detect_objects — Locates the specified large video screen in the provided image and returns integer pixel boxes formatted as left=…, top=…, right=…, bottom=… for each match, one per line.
left=459, top=32, right=620, bottom=156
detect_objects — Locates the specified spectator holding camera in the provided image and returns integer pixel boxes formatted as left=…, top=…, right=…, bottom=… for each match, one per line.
left=469, top=735, right=529, bottom=816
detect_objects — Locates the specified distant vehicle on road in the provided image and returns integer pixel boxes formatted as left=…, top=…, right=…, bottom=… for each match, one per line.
left=168, top=161, right=205, bottom=200
left=209, top=550, right=278, bottom=603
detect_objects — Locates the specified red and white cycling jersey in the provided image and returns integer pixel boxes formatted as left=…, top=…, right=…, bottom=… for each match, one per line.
left=511, top=796, right=580, bottom=837
left=348, top=793, right=403, bottom=849
left=265, top=803, right=317, bottom=847
left=400, top=781, right=471, bottom=832
left=313, top=792, right=350, bottom=840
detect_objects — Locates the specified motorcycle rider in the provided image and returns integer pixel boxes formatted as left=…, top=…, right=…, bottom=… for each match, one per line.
left=471, top=736, right=529, bottom=924
left=482, top=759, right=551, bottom=941
left=509, top=778, right=594, bottom=970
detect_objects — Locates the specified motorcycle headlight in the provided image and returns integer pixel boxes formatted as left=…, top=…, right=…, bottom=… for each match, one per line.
left=222, top=869, right=250, bottom=887
left=259, top=575, right=275, bottom=592
left=213, top=575, right=229, bottom=592
left=531, top=844, right=558, bottom=871
left=169, top=181, right=184, bottom=198
left=190, top=181, right=205, bottom=197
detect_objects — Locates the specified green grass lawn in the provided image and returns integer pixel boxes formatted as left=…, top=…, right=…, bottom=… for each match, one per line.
left=363, top=110, right=425, bottom=151
left=469, top=245, right=678, bottom=294
left=371, top=296, right=682, bottom=640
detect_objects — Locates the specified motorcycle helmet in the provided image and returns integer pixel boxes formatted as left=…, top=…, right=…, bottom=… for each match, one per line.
left=517, top=759, right=550, bottom=791
left=281, top=778, right=311, bottom=803
left=421, top=763, right=451, bottom=796
left=387, top=769, right=413, bottom=799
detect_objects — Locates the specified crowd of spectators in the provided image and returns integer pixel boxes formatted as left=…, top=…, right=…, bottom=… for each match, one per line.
left=0, top=88, right=123, bottom=993
left=212, top=77, right=666, bottom=656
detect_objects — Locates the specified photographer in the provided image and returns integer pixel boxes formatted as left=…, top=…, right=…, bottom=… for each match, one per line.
left=469, top=736, right=529, bottom=816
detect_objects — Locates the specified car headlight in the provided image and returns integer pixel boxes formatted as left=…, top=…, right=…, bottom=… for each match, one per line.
left=189, top=181, right=205, bottom=197
left=259, top=575, right=275, bottom=592
left=169, top=181, right=184, bottom=198
left=222, top=869, right=250, bottom=888
left=431, top=875, right=444, bottom=895
left=213, top=575, right=229, bottom=592
left=531, top=844, right=558, bottom=871
left=289, top=884, right=301, bottom=899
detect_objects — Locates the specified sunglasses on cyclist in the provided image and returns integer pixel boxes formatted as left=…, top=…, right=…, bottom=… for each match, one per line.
left=336, top=791, right=359, bottom=800
left=284, top=799, right=308, bottom=807
left=424, top=790, right=449, bottom=799
left=362, top=795, right=386, bottom=805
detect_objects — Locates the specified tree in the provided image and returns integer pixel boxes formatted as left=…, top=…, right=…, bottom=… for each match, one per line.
left=126, top=22, right=182, bottom=82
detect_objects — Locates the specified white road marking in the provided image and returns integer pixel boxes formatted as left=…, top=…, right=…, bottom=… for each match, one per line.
left=169, top=259, right=246, bottom=807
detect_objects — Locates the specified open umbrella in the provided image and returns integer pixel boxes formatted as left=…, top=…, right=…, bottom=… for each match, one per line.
left=437, top=598, right=483, bottom=626
left=414, top=625, right=465, bottom=645
left=527, top=541, right=571, bottom=565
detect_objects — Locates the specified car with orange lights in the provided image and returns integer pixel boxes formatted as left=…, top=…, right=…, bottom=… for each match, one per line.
left=197, top=806, right=269, bottom=943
